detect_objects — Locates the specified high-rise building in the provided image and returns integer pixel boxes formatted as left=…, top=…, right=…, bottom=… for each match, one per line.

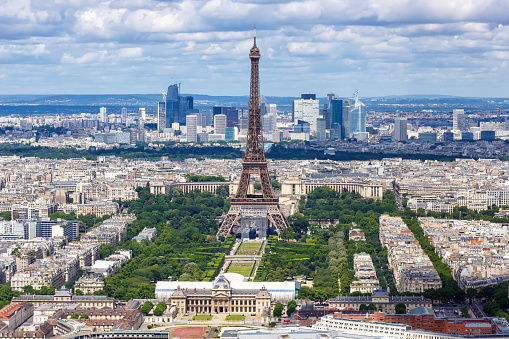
left=139, top=107, right=146, bottom=122
left=443, top=131, right=454, bottom=142
left=330, top=99, right=350, bottom=139
left=267, top=104, right=277, bottom=115
left=129, top=128, right=138, bottom=145
left=225, top=127, right=235, bottom=142
left=157, top=94, right=166, bottom=131
left=260, top=95, right=267, bottom=115
left=316, top=118, right=326, bottom=142
left=349, top=91, right=367, bottom=136
left=166, top=84, right=179, bottom=128
left=453, top=109, right=469, bottom=132
left=180, top=96, right=196, bottom=125
left=186, top=115, right=198, bottom=142
left=394, top=118, right=408, bottom=141
left=121, top=107, right=127, bottom=125
left=293, top=95, right=319, bottom=134
left=226, top=108, right=239, bottom=128
left=99, top=107, right=107, bottom=123
left=214, top=114, right=227, bottom=135
left=262, top=113, right=277, bottom=133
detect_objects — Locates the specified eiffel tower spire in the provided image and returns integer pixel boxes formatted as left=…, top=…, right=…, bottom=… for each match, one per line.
left=217, top=29, right=289, bottom=238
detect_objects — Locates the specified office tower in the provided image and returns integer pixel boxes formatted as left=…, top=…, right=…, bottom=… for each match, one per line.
left=214, top=114, right=227, bottom=135
left=326, top=93, right=336, bottom=109
left=138, top=122, right=146, bottom=143
left=166, top=84, right=179, bottom=128
left=130, top=128, right=138, bottom=144
left=331, top=123, right=341, bottom=140
left=121, top=107, right=127, bottom=125
left=316, top=118, right=326, bottom=142
left=202, top=110, right=213, bottom=126
left=139, top=107, right=146, bottom=122
left=262, top=113, right=277, bottom=133
left=349, top=91, right=367, bottom=136
left=294, top=120, right=310, bottom=134
left=292, top=95, right=319, bottom=134
left=180, top=96, right=196, bottom=125
left=225, top=127, right=235, bottom=142
left=394, top=118, right=408, bottom=141
left=186, top=115, right=198, bottom=142
left=330, top=99, right=350, bottom=139
left=443, top=131, right=454, bottom=142
left=99, top=107, right=107, bottom=123
left=239, top=117, right=248, bottom=131
left=157, top=94, right=166, bottom=131
left=217, top=30, right=289, bottom=238
left=197, top=133, right=208, bottom=143
left=226, top=108, right=239, bottom=127
left=453, top=109, right=469, bottom=132
left=260, top=95, right=267, bottom=115
left=267, top=104, right=277, bottom=115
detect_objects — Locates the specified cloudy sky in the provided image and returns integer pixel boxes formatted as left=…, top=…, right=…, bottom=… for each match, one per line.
left=1, top=0, right=509, bottom=98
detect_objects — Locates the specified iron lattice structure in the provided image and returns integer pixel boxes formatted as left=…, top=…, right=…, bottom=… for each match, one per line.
left=217, top=32, right=290, bottom=238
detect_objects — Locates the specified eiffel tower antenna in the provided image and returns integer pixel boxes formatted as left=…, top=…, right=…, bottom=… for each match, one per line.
left=217, top=29, right=290, bottom=239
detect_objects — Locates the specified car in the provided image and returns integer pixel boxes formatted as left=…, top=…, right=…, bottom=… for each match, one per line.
left=185, top=313, right=189, bottom=316
left=251, top=313, right=256, bottom=316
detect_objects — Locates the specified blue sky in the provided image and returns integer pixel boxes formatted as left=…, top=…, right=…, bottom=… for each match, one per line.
left=1, top=0, right=509, bottom=97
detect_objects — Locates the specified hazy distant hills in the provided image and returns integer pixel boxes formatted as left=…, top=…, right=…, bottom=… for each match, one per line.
left=0, top=94, right=508, bottom=116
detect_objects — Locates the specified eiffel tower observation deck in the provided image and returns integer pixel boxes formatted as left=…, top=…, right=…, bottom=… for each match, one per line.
left=217, top=29, right=290, bottom=239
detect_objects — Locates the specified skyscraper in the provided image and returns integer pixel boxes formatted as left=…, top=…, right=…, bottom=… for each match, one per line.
left=166, top=84, right=179, bottom=128
left=453, top=109, right=469, bottom=132
left=157, top=94, right=166, bottom=131
left=260, top=95, right=267, bottom=115
left=186, top=115, right=198, bottom=142
left=349, top=91, right=367, bottom=136
left=121, top=107, right=127, bottom=125
left=139, top=107, right=146, bottom=122
left=330, top=99, right=350, bottom=139
left=267, top=104, right=277, bottom=115
left=214, top=114, right=227, bottom=135
left=394, top=118, right=408, bottom=141
left=293, top=95, right=319, bottom=134
left=99, top=107, right=107, bottom=123
left=226, top=108, right=239, bottom=128
left=316, top=118, right=326, bottom=142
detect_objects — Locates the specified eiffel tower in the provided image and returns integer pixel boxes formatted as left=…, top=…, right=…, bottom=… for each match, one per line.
left=217, top=29, right=290, bottom=238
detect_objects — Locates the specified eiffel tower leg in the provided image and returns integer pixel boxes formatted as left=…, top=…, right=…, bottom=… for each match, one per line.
left=217, top=206, right=241, bottom=237
left=258, top=164, right=275, bottom=199
left=267, top=206, right=290, bottom=235
left=236, top=169, right=251, bottom=199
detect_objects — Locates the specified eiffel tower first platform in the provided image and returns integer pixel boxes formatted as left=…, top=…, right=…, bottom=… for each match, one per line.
left=216, top=30, right=290, bottom=239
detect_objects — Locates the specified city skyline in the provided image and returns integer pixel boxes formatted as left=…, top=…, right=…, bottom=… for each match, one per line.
left=1, top=0, right=509, bottom=97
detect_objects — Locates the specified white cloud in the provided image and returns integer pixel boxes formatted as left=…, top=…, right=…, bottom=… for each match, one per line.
left=0, top=0, right=508, bottom=96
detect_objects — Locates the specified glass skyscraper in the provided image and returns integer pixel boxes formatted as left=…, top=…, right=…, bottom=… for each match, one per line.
left=166, top=84, right=179, bottom=128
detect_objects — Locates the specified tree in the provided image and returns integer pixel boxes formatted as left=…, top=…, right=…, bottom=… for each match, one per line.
left=359, top=304, right=368, bottom=311
left=80, top=314, right=89, bottom=319
left=70, top=314, right=79, bottom=319
left=273, top=303, right=284, bottom=317
left=23, top=285, right=35, bottom=295
left=153, top=302, right=167, bottom=316
left=466, top=288, right=477, bottom=303
left=395, top=303, right=406, bottom=314
left=286, top=300, right=297, bottom=316
left=75, top=289, right=84, bottom=296
left=140, top=301, right=154, bottom=315
left=0, top=211, right=11, bottom=221
left=367, top=304, right=377, bottom=311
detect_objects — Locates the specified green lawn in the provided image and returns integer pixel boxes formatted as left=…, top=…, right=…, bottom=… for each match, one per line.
left=226, top=315, right=246, bottom=321
left=192, top=314, right=212, bottom=321
left=236, top=242, right=263, bottom=255
left=226, top=262, right=254, bottom=277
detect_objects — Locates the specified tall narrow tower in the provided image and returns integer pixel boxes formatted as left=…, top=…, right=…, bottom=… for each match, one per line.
left=217, top=30, right=289, bottom=238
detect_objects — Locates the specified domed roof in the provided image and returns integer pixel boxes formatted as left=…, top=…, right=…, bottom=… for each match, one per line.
left=213, top=274, right=231, bottom=289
